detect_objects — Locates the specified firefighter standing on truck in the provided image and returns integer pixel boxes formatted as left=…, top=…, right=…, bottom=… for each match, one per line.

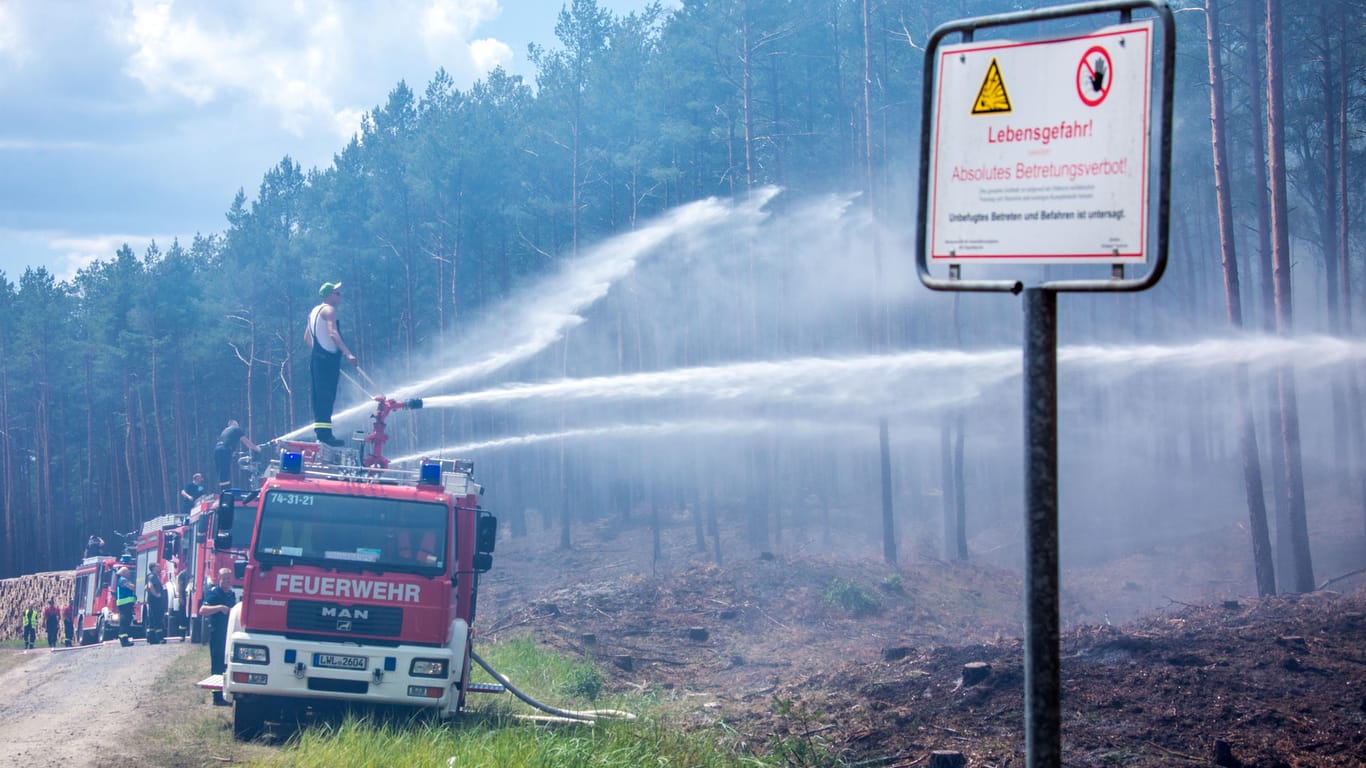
left=214, top=419, right=262, bottom=491
left=305, top=281, right=358, bottom=447
left=115, top=566, right=136, bottom=647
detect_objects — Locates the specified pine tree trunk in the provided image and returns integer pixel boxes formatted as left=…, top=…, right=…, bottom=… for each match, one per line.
left=1265, top=0, right=1314, bottom=593
left=879, top=418, right=895, bottom=565
left=1241, top=2, right=1291, bottom=587
left=1207, top=0, right=1275, bottom=596
left=1317, top=10, right=1350, bottom=477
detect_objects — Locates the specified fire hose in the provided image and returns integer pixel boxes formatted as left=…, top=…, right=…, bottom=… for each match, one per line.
left=469, top=650, right=636, bottom=724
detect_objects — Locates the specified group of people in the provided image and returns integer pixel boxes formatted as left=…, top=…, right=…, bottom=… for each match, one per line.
left=19, top=598, right=74, bottom=649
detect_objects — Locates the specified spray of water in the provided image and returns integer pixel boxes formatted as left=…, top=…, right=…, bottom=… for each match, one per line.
left=385, top=334, right=1366, bottom=465
left=272, top=188, right=780, bottom=443
left=391, top=417, right=881, bottom=463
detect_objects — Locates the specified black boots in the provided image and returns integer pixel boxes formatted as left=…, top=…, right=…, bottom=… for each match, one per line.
left=315, top=427, right=346, bottom=447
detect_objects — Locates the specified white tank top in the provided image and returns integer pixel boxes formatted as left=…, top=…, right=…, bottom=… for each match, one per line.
left=309, top=304, right=339, bottom=353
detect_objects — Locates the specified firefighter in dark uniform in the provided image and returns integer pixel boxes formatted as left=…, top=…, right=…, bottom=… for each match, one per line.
left=214, top=419, right=261, bottom=491
left=201, top=567, right=237, bottom=705
left=144, top=562, right=168, bottom=645
left=115, top=566, right=136, bottom=647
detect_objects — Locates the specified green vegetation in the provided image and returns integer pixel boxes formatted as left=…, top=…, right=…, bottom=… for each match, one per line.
left=879, top=573, right=904, bottom=594
left=251, top=636, right=778, bottom=768
left=822, top=578, right=882, bottom=617
left=767, top=696, right=847, bottom=768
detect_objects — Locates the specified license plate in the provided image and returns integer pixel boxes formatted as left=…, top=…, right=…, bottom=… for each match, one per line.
left=314, top=653, right=368, bottom=671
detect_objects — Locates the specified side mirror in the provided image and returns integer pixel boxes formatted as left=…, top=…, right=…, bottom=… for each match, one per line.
left=162, top=533, right=177, bottom=559
left=475, top=512, right=497, bottom=554
left=217, top=491, right=235, bottom=532
left=214, top=531, right=233, bottom=550
left=234, top=560, right=247, bottom=579
left=472, top=553, right=493, bottom=573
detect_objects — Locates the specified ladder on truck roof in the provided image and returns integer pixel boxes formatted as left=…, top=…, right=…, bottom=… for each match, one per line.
left=140, top=513, right=183, bottom=534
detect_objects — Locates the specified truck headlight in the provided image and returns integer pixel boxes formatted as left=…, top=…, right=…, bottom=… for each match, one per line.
left=233, top=644, right=270, bottom=664
left=410, top=658, right=448, bottom=678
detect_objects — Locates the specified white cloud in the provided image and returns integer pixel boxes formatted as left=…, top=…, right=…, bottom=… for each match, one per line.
left=470, top=38, right=513, bottom=73
left=115, top=0, right=508, bottom=139
left=0, top=3, right=28, bottom=64
left=48, top=232, right=168, bottom=281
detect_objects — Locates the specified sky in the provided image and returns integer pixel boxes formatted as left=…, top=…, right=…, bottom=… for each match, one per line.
left=0, top=0, right=659, bottom=282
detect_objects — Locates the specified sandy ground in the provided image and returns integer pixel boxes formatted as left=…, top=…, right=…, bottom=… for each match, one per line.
left=0, top=639, right=197, bottom=768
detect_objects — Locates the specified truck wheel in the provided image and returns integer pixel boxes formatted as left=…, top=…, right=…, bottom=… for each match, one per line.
left=233, top=697, right=267, bottom=741
left=96, top=617, right=108, bottom=643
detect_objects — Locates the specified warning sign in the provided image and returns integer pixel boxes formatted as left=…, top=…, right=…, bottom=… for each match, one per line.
left=972, top=58, right=1012, bottom=114
left=927, top=22, right=1153, bottom=264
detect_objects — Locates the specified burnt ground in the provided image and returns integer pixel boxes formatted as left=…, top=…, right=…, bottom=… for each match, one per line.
left=477, top=512, right=1366, bottom=767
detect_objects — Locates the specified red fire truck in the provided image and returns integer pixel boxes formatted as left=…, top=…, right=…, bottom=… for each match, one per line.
left=72, top=555, right=125, bottom=644
left=181, top=476, right=260, bottom=642
left=216, top=397, right=497, bottom=739
left=133, top=513, right=187, bottom=641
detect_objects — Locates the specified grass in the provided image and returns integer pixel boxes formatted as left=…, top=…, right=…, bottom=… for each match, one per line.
left=135, top=643, right=277, bottom=768
left=822, top=578, right=882, bottom=617
left=243, top=634, right=786, bottom=768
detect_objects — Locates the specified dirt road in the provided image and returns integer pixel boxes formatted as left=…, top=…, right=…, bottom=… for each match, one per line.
left=0, top=639, right=197, bottom=768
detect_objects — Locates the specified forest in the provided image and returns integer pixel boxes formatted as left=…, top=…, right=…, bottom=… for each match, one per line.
left=0, top=0, right=1361, bottom=596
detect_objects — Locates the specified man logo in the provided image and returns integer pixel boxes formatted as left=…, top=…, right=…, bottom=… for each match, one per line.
left=321, top=606, right=369, bottom=620
left=337, top=620, right=352, bottom=632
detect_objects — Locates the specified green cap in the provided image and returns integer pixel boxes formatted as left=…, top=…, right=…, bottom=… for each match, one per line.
left=319, top=281, right=342, bottom=297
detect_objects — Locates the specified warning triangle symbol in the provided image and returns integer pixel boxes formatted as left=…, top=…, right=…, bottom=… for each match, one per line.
left=972, top=58, right=1012, bottom=115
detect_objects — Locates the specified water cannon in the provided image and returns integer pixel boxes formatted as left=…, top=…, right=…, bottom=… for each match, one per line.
left=363, top=393, right=428, bottom=469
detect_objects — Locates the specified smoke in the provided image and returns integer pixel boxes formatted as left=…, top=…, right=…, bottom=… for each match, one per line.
left=276, top=185, right=1366, bottom=615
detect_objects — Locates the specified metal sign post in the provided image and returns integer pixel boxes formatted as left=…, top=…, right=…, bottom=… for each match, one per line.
left=913, top=2, right=1174, bottom=766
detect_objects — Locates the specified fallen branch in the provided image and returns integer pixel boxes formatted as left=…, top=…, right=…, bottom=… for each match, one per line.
left=1143, top=741, right=1204, bottom=763
left=1317, top=567, right=1366, bottom=591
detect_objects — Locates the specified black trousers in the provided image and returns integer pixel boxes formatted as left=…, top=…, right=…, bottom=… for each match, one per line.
left=214, top=443, right=232, bottom=489
left=63, top=619, right=74, bottom=646
left=117, top=602, right=134, bottom=644
left=311, top=347, right=342, bottom=429
left=45, top=619, right=58, bottom=647
left=209, top=621, right=228, bottom=675
left=22, top=626, right=35, bottom=648
left=145, top=604, right=166, bottom=644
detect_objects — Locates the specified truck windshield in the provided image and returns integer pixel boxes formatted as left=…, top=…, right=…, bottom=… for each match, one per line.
left=255, top=490, right=447, bottom=574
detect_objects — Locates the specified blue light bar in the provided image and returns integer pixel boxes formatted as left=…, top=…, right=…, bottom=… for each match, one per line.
left=419, top=461, right=442, bottom=486
left=281, top=451, right=303, bottom=474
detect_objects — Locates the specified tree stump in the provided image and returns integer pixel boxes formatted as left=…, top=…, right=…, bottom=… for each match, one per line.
left=1212, top=738, right=1243, bottom=767
left=961, top=661, right=991, bottom=687
left=612, top=655, right=634, bottom=672
left=928, top=750, right=966, bottom=768
left=687, top=627, right=709, bottom=642
left=881, top=646, right=913, bottom=662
